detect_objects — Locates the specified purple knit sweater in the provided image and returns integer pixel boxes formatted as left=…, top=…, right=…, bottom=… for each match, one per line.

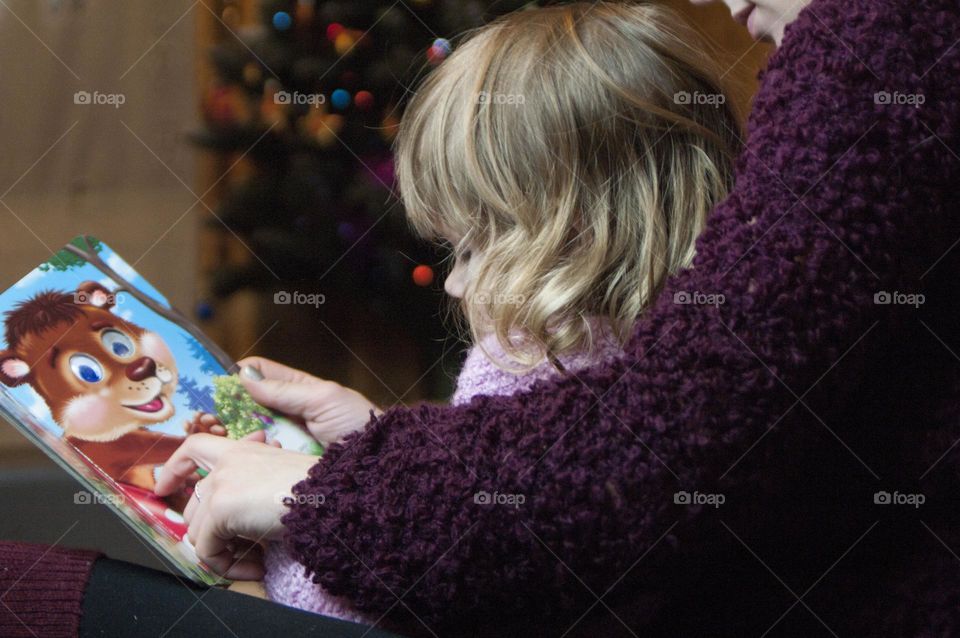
left=263, top=332, right=622, bottom=624
left=283, top=0, right=960, bottom=635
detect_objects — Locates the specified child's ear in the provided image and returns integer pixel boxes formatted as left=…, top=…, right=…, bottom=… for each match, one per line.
left=0, top=351, right=31, bottom=387
left=75, top=281, right=115, bottom=310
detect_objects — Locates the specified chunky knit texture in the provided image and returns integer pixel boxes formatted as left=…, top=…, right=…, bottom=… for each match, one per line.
left=0, top=542, right=100, bottom=637
left=264, top=332, right=621, bottom=624
left=282, top=0, right=960, bottom=635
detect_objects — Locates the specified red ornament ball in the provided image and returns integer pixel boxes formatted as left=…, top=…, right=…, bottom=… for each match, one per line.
left=412, top=265, right=434, bottom=287
left=354, top=90, right=374, bottom=110
left=426, top=46, right=444, bottom=65
left=326, top=22, right=344, bottom=41
left=427, top=38, right=452, bottom=65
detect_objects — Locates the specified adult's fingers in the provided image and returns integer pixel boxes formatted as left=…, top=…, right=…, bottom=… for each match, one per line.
left=193, top=512, right=227, bottom=565
left=186, top=501, right=208, bottom=551
left=236, top=357, right=318, bottom=385
left=154, top=434, right=233, bottom=497
left=223, top=539, right=266, bottom=581
left=183, top=485, right=200, bottom=523
left=200, top=413, right=226, bottom=436
left=193, top=516, right=265, bottom=580
left=207, top=548, right=265, bottom=581
left=239, top=377, right=318, bottom=421
left=242, top=429, right=281, bottom=447
left=183, top=413, right=225, bottom=436
left=241, top=429, right=267, bottom=443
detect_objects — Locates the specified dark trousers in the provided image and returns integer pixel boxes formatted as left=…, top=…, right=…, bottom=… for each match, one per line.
left=80, top=558, right=404, bottom=638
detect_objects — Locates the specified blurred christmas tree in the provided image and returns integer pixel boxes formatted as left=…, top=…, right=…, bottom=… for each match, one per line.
left=194, top=0, right=536, bottom=397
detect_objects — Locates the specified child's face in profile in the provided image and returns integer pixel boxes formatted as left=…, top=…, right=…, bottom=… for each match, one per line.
left=442, top=232, right=479, bottom=300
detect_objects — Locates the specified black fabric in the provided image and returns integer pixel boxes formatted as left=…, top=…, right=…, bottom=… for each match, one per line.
left=80, top=557, right=405, bottom=637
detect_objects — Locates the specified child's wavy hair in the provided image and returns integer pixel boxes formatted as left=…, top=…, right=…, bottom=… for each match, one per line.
left=396, top=1, right=743, bottom=368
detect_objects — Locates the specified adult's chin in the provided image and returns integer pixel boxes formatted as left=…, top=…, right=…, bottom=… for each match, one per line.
left=758, top=1, right=811, bottom=46
left=743, top=7, right=784, bottom=45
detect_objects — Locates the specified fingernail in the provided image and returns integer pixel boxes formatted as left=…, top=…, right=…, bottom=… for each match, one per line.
left=241, top=364, right=265, bottom=381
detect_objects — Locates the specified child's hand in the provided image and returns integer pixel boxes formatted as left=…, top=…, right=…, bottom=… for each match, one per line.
left=184, top=412, right=227, bottom=437
left=236, top=357, right=381, bottom=445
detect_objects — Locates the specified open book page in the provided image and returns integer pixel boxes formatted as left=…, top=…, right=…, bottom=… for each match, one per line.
left=0, top=236, right=319, bottom=585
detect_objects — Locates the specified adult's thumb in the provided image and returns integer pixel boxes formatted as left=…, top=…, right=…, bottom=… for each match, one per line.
left=240, top=377, right=314, bottom=420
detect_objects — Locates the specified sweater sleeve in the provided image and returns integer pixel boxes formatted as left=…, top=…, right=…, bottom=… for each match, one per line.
left=0, top=542, right=100, bottom=637
left=282, top=0, right=960, bottom=628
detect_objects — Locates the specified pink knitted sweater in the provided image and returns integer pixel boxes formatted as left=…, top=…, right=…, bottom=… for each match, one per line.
left=262, top=332, right=622, bottom=625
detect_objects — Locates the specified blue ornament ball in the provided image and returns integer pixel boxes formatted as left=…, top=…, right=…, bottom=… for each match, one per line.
left=272, top=11, right=292, bottom=30
left=331, top=88, right=351, bottom=110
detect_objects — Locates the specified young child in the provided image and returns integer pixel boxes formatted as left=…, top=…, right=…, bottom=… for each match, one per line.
left=263, top=0, right=741, bottom=625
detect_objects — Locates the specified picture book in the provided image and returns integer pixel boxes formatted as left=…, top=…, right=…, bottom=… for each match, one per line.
left=0, top=236, right=323, bottom=586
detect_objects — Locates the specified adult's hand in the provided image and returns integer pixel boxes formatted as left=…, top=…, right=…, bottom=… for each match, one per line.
left=237, top=356, right=381, bottom=445
left=155, top=433, right=318, bottom=580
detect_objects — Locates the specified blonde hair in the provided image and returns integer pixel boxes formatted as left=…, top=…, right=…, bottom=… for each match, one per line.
left=396, top=1, right=742, bottom=368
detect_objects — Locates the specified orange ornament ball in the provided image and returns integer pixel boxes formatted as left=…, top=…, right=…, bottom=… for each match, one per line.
left=381, top=112, right=400, bottom=141
left=412, top=265, right=434, bottom=287
left=334, top=32, right=356, bottom=55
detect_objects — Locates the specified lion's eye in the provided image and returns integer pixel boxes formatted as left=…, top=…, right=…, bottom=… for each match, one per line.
left=101, top=330, right=135, bottom=359
left=69, top=354, right=103, bottom=384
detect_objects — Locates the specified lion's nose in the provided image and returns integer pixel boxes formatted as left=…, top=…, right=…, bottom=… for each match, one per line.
left=126, top=357, right=157, bottom=382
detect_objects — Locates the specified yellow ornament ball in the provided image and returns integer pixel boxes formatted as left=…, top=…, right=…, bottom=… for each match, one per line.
left=334, top=32, right=356, bottom=56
